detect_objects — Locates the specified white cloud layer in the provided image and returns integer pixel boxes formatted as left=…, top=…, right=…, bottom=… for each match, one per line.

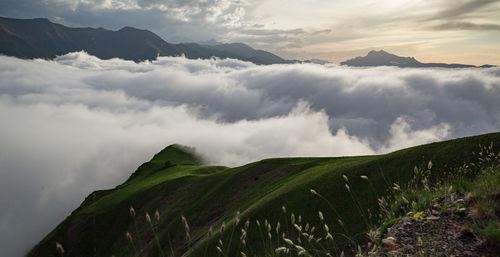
left=0, top=52, right=499, bottom=256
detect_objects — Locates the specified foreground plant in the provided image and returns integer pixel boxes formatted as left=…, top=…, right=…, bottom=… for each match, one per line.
left=366, top=142, right=500, bottom=256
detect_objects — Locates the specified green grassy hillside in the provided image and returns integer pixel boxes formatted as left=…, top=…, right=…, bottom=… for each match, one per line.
left=27, top=132, right=500, bottom=257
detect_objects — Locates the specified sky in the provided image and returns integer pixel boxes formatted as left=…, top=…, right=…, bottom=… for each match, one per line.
left=1, top=53, right=500, bottom=256
left=1, top=0, right=500, bottom=65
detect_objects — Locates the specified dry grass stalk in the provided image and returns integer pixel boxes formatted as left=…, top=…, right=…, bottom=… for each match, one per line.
left=154, top=209, right=160, bottom=222
left=129, top=206, right=136, bottom=218
left=55, top=242, right=64, bottom=256
left=181, top=215, right=191, bottom=240
left=125, top=231, right=133, bottom=243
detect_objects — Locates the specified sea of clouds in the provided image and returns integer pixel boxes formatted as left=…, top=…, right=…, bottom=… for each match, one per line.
left=1, top=52, right=499, bottom=256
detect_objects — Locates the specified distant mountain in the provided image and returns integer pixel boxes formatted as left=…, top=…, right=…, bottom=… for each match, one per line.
left=303, top=59, right=331, bottom=65
left=197, top=38, right=223, bottom=46
left=341, top=50, right=494, bottom=68
left=201, top=43, right=289, bottom=65
left=0, top=17, right=290, bottom=65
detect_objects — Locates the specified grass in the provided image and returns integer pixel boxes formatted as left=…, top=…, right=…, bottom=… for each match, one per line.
left=376, top=217, right=402, bottom=245
left=27, top=132, right=500, bottom=257
left=368, top=140, right=500, bottom=256
left=482, top=221, right=500, bottom=245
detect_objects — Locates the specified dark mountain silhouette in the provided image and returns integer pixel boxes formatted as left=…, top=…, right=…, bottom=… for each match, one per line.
left=197, top=38, right=223, bottom=46
left=304, top=59, right=331, bottom=65
left=341, top=50, right=494, bottom=68
left=201, top=43, right=288, bottom=65
left=0, top=17, right=290, bottom=64
left=2, top=17, right=494, bottom=67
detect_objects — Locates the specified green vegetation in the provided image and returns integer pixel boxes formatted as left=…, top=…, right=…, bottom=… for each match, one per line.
left=369, top=139, right=500, bottom=256
left=27, top=132, right=500, bottom=256
left=482, top=221, right=500, bottom=245
left=377, top=217, right=402, bottom=245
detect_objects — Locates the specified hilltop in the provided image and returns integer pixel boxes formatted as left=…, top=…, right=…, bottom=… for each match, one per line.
left=28, top=132, right=500, bottom=256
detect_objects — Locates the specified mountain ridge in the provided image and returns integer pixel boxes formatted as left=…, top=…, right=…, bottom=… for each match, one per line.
left=0, top=16, right=291, bottom=65
left=3, top=17, right=493, bottom=68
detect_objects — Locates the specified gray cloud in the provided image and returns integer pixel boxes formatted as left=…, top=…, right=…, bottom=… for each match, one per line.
left=0, top=52, right=500, bottom=256
left=429, top=0, right=499, bottom=20
left=239, top=28, right=306, bottom=36
left=225, top=27, right=336, bottom=53
left=0, top=0, right=248, bottom=42
left=431, top=21, right=500, bottom=30
left=312, top=29, right=332, bottom=35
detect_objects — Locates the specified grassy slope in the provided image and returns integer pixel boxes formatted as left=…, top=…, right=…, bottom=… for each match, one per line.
left=371, top=150, right=500, bottom=256
left=27, top=132, right=500, bottom=257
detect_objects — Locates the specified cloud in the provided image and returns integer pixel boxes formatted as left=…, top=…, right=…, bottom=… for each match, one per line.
left=380, top=116, right=452, bottom=152
left=431, top=21, right=500, bottom=30
left=0, top=0, right=249, bottom=42
left=0, top=52, right=500, bottom=256
left=428, top=0, right=499, bottom=20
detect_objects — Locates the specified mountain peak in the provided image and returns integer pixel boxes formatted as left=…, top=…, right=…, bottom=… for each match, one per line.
left=367, top=49, right=388, bottom=55
left=198, top=38, right=222, bottom=46
left=118, top=26, right=139, bottom=32
left=366, top=50, right=396, bottom=58
left=33, top=18, right=50, bottom=23
left=340, top=50, right=479, bottom=68
left=125, top=144, right=204, bottom=182
left=150, top=144, right=204, bottom=166
left=341, top=50, right=420, bottom=67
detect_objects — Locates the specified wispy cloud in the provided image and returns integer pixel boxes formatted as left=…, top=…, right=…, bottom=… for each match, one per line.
left=431, top=21, right=500, bottom=31
left=428, top=0, right=499, bottom=20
